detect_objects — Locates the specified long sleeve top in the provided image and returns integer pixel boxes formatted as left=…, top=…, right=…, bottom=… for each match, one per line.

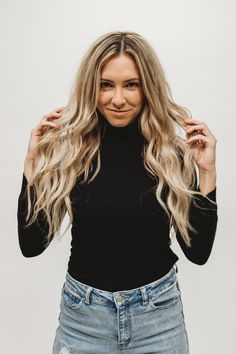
left=17, top=114, right=218, bottom=291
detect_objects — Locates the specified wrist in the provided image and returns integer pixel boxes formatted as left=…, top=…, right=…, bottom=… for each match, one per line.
left=199, top=166, right=216, bottom=174
left=25, top=154, right=35, bottom=162
left=199, top=168, right=217, bottom=196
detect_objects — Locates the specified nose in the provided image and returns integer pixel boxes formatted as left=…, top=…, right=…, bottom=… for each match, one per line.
left=111, top=88, right=126, bottom=107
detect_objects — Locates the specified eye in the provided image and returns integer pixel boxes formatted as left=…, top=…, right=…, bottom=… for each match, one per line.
left=100, top=82, right=111, bottom=89
left=100, top=82, right=141, bottom=89
left=126, top=82, right=140, bottom=88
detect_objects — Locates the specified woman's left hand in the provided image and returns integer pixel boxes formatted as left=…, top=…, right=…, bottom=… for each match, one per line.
left=184, top=118, right=217, bottom=172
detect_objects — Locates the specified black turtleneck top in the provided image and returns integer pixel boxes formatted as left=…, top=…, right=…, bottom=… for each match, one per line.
left=17, top=114, right=218, bottom=291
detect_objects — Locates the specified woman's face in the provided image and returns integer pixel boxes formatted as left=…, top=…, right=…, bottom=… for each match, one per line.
left=97, top=54, right=144, bottom=128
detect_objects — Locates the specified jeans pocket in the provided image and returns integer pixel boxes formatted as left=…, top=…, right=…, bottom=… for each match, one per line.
left=62, top=283, right=85, bottom=311
left=148, top=278, right=181, bottom=310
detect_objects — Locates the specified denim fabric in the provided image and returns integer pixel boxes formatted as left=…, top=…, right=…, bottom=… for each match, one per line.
left=52, top=264, right=189, bottom=353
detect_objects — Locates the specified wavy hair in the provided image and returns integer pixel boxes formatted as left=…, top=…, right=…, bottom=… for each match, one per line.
left=23, top=31, right=216, bottom=249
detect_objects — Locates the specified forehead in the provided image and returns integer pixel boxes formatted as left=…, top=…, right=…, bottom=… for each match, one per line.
left=100, top=54, right=140, bottom=80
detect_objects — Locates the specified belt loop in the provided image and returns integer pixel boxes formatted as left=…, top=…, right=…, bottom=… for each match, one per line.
left=140, top=287, right=149, bottom=307
left=84, top=286, right=93, bottom=304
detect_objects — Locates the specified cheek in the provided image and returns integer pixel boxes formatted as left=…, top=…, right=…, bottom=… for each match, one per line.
left=98, top=93, right=109, bottom=107
left=133, top=92, right=144, bottom=106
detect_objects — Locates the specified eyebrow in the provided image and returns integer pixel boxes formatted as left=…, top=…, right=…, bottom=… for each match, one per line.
left=100, top=77, right=140, bottom=82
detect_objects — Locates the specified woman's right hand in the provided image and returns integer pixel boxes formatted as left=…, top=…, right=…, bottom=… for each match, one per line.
left=26, top=106, right=65, bottom=160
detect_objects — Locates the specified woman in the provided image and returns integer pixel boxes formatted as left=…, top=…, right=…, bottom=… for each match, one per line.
left=17, top=31, right=218, bottom=354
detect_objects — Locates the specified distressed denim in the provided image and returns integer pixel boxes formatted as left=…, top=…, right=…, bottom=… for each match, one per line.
left=52, top=264, right=189, bottom=353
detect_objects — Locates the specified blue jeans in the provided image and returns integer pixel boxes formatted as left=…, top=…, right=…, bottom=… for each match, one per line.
left=52, top=264, right=190, bottom=353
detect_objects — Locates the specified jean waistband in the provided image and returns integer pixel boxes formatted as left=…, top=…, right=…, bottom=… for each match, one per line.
left=63, top=264, right=178, bottom=308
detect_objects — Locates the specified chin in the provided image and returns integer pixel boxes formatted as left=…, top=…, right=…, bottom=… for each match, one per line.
left=109, top=117, right=135, bottom=127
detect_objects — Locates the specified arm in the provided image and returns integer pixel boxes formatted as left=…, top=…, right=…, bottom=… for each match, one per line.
left=17, top=107, right=64, bottom=256
left=17, top=172, right=53, bottom=257
left=175, top=167, right=218, bottom=265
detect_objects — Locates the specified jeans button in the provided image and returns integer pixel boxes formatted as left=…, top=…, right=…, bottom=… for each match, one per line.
left=115, top=294, right=122, bottom=305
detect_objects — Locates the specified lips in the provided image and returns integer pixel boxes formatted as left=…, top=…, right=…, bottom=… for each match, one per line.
left=108, top=109, right=130, bottom=112
left=107, top=109, right=131, bottom=117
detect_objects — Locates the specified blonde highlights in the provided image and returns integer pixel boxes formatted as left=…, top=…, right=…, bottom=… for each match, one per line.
left=23, top=31, right=216, bottom=249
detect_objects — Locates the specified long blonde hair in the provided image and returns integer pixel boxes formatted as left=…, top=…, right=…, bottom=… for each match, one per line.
left=23, top=31, right=216, bottom=249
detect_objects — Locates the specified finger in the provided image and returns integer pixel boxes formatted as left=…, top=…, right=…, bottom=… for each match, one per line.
left=50, top=112, right=61, bottom=119
left=186, top=126, right=208, bottom=138
left=32, top=121, right=57, bottom=135
left=184, top=121, right=209, bottom=135
left=41, top=114, right=51, bottom=122
left=41, top=121, right=58, bottom=128
left=41, top=112, right=60, bottom=122
left=187, top=124, right=216, bottom=141
left=186, top=130, right=202, bottom=139
left=186, top=124, right=205, bottom=132
left=184, top=118, right=204, bottom=125
left=186, top=134, right=208, bottom=144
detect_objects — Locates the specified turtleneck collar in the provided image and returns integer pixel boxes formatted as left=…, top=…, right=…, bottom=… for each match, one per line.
left=98, top=111, right=143, bottom=142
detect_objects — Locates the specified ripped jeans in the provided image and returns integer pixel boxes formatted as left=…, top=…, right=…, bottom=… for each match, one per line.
left=52, top=264, right=190, bottom=353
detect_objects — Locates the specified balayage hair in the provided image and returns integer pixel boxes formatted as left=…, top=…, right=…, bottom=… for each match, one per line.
left=23, top=31, right=216, bottom=249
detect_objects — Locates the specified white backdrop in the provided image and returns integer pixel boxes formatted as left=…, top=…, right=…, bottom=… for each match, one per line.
left=1, top=0, right=235, bottom=353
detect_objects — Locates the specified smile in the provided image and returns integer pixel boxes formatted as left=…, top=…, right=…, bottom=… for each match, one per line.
left=108, top=109, right=131, bottom=116
left=108, top=109, right=130, bottom=112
